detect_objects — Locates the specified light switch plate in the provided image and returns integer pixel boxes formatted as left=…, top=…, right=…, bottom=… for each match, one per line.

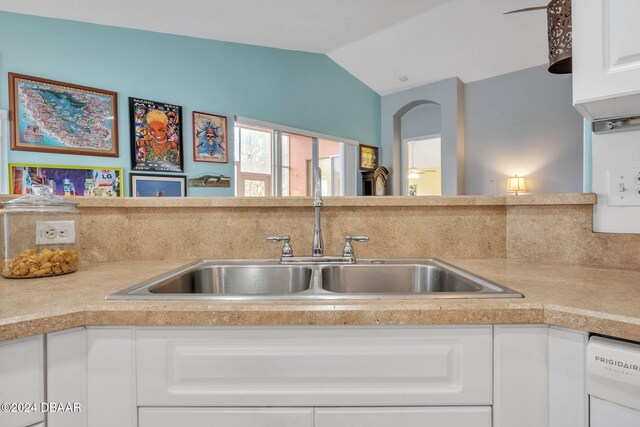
left=607, top=167, right=640, bottom=206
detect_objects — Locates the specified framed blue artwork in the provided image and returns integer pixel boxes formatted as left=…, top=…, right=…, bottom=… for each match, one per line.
left=130, top=173, right=186, bottom=197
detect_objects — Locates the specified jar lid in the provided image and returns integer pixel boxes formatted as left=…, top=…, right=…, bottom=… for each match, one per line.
left=2, top=185, right=79, bottom=213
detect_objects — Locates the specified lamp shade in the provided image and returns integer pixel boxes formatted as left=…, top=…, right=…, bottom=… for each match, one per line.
left=547, top=0, right=572, bottom=74
left=507, top=176, right=526, bottom=195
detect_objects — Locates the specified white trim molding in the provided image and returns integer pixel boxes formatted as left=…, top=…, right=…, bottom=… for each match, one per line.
left=234, top=115, right=359, bottom=146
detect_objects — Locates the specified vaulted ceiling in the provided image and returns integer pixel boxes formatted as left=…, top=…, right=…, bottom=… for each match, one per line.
left=0, top=0, right=549, bottom=94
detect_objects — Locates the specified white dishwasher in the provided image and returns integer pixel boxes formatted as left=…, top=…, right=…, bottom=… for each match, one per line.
left=587, top=336, right=640, bottom=427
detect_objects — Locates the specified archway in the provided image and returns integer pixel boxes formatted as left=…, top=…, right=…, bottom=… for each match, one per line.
left=393, top=100, right=442, bottom=195
left=381, top=77, right=465, bottom=196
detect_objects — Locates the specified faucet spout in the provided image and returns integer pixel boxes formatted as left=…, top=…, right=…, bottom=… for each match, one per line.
left=312, top=167, right=324, bottom=257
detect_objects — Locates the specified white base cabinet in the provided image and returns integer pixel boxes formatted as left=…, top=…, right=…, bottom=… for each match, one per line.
left=36, top=324, right=591, bottom=426
left=47, top=328, right=87, bottom=427
left=494, top=325, right=549, bottom=427
left=47, top=327, right=137, bottom=427
left=0, top=335, right=45, bottom=427
left=494, top=325, right=588, bottom=427
left=548, top=327, right=588, bottom=427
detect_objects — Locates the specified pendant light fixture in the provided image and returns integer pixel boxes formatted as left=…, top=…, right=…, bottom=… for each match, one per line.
left=547, top=0, right=572, bottom=74
left=505, top=0, right=572, bottom=74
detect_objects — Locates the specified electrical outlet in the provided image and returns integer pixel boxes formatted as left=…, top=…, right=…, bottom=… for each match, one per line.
left=35, top=221, right=76, bottom=245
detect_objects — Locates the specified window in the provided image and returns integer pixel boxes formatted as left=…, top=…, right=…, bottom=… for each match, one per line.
left=235, top=125, right=272, bottom=197
left=234, top=117, right=357, bottom=197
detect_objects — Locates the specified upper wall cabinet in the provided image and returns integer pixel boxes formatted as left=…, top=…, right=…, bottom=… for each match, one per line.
left=573, top=0, right=640, bottom=121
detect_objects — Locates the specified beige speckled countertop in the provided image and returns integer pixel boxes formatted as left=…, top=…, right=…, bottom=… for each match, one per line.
left=0, top=193, right=596, bottom=207
left=1, top=257, right=638, bottom=342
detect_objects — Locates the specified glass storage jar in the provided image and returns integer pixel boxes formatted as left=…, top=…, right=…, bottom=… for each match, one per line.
left=1, top=185, right=80, bottom=278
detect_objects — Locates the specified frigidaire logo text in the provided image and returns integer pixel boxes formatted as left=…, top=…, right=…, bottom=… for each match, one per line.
left=595, top=356, right=640, bottom=372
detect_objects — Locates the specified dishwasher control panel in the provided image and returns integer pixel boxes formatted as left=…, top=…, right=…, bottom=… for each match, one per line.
left=588, top=336, right=640, bottom=411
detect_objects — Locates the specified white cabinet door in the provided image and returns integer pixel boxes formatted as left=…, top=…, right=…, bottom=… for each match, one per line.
left=494, top=325, right=549, bottom=427
left=548, top=326, right=588, bottom=427
left=315, top=407, right=492, bottom=427
left=139, top=407, right=313, bottom=427
left=0, top=335, right=45, bottom=427
left=573, top=0, right=640, bottom=120
left=47, top=328, right=87, bottom=427
left=86, top=327, right=136, bottom=427
left=136, top=325, right=492, bottom=407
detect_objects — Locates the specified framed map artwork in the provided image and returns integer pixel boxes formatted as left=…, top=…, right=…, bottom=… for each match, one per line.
left=130, top=97, right=184, bottom=173
left=9, top=73, right=118, bottom=157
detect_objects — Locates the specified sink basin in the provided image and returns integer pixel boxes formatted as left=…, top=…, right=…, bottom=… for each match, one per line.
left=109, top=261, right=313, bottom=300
left=107, top=259, right=522, bottom=300
left=321, top=264, right=483, bottom=293
left=148, top=265, right=312, bottom=295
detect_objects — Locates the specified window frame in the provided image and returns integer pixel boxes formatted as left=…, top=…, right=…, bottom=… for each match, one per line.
left=235, top=116, right=359, bottom=197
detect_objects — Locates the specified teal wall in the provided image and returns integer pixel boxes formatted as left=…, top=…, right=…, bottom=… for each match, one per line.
left=0, top=12, right=380, bottom=196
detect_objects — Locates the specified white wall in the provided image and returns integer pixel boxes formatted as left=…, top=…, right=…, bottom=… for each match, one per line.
left=401, top=103, right=441, bottom=141
left=465, top=65, right=583, bottom=195
left=592, top=130, right=640, bottom=233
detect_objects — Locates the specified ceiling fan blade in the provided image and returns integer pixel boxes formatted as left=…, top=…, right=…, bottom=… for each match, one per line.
left=503, top=6, right=548, bottom=15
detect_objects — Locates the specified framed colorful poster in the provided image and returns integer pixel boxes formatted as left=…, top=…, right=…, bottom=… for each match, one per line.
left=193, top=111, right=228, bottom=163
left=129, top=97, right=183, bottom=172
left=10, top=164, right=123, bottom=197
left=130, top=173, right=186, bottom=197
left=359, top=144, right=379, bottom=171
left=9, top=73, right=118, bottom=157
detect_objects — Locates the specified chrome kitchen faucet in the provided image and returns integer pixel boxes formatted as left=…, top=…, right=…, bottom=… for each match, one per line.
left=267, top=167, right=368, bottom=264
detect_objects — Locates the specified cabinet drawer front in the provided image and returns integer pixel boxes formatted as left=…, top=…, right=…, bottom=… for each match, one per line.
left=139, top=407, right=313, bottom=427
left=315, top=407, right=492, bottom=427
left=137, top=326, right=492, bottom=406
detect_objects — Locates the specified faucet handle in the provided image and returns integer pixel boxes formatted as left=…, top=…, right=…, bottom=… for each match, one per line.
left=343, top=235, right=369, bottom=257
left=266, top=235, right=293, bottom=258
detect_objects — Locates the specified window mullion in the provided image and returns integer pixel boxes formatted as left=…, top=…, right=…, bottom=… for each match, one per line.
left=273, top=130, right=282, bottom=197
left=311, top=137, right=319, bottom=195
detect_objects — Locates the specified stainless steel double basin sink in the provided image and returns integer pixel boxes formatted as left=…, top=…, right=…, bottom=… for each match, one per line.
left=108, top=259, right=522, bottom=300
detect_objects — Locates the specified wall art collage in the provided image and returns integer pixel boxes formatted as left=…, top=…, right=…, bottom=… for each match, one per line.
left=7, top=72, right=230, bottom=197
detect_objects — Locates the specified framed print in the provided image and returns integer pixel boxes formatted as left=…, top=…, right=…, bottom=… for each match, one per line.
left=8, top=73, right=118, bottom=157
left=193, top=111, right=228, bottom=163
left=359, top=144, right=379, bottom=171
left=10, top=164, right=123, bottom=197
left=130, top=173, right=187, bottom=197
left=130, top=97, right=183, bottom=172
